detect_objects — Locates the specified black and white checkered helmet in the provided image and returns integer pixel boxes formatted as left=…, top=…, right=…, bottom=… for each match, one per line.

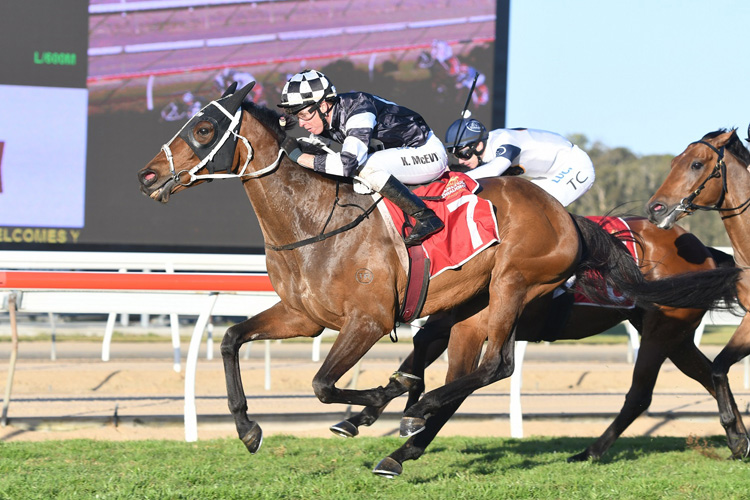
left=278, top=69, right=337, bottom=114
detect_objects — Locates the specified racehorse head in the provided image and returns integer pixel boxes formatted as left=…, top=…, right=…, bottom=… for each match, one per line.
left=647, top=129, right=750, bottom=229
left=138, top=81, right=286, bottom=203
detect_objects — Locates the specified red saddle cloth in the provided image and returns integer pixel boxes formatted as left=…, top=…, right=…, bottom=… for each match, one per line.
left=573, top=216, right=638, bottom=308
left=383, top=172, right=500, bottom=278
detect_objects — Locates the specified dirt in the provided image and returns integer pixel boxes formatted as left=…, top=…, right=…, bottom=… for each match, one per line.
left=2, top=342, right=748, bottom=444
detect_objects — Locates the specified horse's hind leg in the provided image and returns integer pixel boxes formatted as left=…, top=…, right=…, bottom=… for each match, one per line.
left=667, top=336, right=749, bottom=459
left=568, top=331, right=667, bottom=462
left=221, top=303, right=322, bottom=454
left=400, top=284, right=522, bottom=436
left=374, top=397, right=467, bottom=478
left=711, top=318, right=750, bottom=459
left=374, top=315, right=486, bottom=477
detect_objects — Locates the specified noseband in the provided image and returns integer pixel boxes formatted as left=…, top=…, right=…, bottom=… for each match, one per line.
left=676, top=140, right=750, bottom=218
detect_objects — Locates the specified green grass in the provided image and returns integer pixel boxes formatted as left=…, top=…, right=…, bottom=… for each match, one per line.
left=0, top=435, right=747, bottom=499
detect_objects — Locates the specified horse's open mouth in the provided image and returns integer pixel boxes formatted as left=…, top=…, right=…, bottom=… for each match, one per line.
left=142, top=178, right=178, bottom=203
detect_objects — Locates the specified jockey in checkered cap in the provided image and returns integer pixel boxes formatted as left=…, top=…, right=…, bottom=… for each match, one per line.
left=278, top=69, right=447, bottom=247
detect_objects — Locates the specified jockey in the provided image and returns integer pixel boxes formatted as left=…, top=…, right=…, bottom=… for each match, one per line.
left=444, top=118, right=595, bottom=207
left=278, top=69, right=448, bottom=246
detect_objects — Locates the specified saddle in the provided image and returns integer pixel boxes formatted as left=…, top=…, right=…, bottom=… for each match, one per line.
left=380, top=172, right=501, bottom=322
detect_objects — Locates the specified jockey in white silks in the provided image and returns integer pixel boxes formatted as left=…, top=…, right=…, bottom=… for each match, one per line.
left=444, top=119, right=595, bottom=207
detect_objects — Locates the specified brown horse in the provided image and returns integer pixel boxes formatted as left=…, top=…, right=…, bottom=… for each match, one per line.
left=136, top=83, right=741, bottom=469
left=332, top=218, right=749, bottom=476
left=647, top=128, right=750, bottom=460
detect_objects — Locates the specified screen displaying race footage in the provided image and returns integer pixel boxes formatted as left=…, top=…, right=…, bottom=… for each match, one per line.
left=0, top=0, right=504, bottom=252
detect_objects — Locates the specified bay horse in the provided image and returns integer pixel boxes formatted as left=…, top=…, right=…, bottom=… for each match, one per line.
left=332, top=218, right=749, bottom=476
left=136, top=83, right=741, bottom=468
left=647, top=128, right=750, bottom=460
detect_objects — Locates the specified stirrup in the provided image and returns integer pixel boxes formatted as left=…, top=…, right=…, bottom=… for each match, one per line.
left=404, top=216, right=444, bottom=246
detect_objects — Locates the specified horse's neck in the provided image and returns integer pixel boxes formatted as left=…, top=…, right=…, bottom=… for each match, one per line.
left=236, top=117, right=376, bottom=255
left=243, top=156, right=337, bottom=248
left=719, top=157, right=750, bottom=267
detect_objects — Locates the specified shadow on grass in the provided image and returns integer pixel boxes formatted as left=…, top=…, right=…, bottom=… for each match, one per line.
left=415, top=435, right=730, bottom=477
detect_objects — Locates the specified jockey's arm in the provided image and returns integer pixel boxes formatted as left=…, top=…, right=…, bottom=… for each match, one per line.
left=466, top=156, right=512, bottom=180
left=292, top=153, right=316, bottom=170
left=311, top=104, right=377, bottom=177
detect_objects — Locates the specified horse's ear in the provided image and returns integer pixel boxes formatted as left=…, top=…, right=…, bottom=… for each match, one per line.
left=223, top=82, right=256, bottom=112
left=222, top=82, right=238, bottom=98
left=717, top=129, right=736, bottom=146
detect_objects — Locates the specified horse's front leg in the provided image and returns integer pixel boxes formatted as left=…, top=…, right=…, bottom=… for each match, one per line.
left=311, top=313, right=402, bottom=407
left=329, top=355, right=424, bottom=438
left=220, top=302, right=323, bottom=454
left=711, top=315, right=750, bottom=459
left=667, top=335, right=749, bottom=460
left=330, top=314, right=455, bottom=437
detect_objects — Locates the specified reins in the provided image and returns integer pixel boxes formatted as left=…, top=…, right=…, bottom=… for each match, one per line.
left=677, top=140, right=750, bottom=218
left=265, top=182, right=383, bottom=251
left=165, top=95, right=381, bottom=250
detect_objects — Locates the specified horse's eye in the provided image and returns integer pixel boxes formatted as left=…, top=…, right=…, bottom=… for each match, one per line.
left=193, top=121, right=215, bottom=144
left=690, top=161, right=703, bottom=170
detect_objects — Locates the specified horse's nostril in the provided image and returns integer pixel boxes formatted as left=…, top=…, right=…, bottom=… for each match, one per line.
left=650, top=203, right=665, bottom=213
left=139, top=170, right=157, bottom=186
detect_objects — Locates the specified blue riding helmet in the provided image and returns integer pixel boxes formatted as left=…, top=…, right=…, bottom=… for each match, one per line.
left=444, top=118, right=488, bottom=153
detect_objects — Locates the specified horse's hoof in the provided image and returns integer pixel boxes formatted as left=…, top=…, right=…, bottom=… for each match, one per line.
left=330, top=420, right=359, bottom=438
left=240, top=422, right=263, bottom=454
left=372, top=457, right=402, bottom=478
left=390, top=371, right=422, bottom=390
left=400, top=416, right=426, bottom=438
left=567, top=451, right=593, bottom=463
left=727, top=435, right=750, bottom=460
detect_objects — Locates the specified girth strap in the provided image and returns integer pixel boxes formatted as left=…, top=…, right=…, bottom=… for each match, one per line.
left=399, top=244, right=430, bottom=323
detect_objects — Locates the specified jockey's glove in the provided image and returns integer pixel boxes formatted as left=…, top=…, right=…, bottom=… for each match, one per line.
left=281, top=136, right=303, bottom=162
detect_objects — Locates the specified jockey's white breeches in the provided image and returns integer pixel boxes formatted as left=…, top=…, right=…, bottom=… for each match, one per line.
left=529, top=145, right=595, bottom=207
left=356, top=132, right=448, bottom=191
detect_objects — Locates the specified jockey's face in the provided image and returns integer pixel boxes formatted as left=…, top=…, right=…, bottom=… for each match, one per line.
left=454, top=141, right=485, bottom=169
left=296, top=101, right=332, bottom=135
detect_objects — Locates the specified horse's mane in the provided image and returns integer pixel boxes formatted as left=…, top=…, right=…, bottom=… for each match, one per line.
left=242, top=101, right=293, bottom=143
left=701, top=128, right=750, bottom=166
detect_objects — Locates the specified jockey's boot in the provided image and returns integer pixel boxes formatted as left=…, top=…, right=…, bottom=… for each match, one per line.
left=379, top=176, right=445, bottom=246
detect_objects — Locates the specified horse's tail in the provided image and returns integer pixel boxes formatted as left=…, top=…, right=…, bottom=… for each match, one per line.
left=571, top=214, right=740, bottom=310
left=707, top=246, right=736, bottom=269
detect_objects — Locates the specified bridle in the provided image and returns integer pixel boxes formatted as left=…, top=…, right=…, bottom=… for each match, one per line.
left=160, top=95, right=379, bottom=251
left=674, top=140, right=750, bottom=218
left=161, top=98, right=283, bottom=186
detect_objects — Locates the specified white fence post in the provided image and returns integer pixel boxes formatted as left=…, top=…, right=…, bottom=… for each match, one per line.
left=184, top=292, right=219, bottom=443
left=509, top=340, right=528, bottom=438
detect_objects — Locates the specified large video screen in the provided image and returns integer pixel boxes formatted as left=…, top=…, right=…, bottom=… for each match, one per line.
left=0, top=0, right=504, bottom=253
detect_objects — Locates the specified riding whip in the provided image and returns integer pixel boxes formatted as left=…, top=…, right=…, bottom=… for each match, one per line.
left=452, top=72, right=480, bottom=151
